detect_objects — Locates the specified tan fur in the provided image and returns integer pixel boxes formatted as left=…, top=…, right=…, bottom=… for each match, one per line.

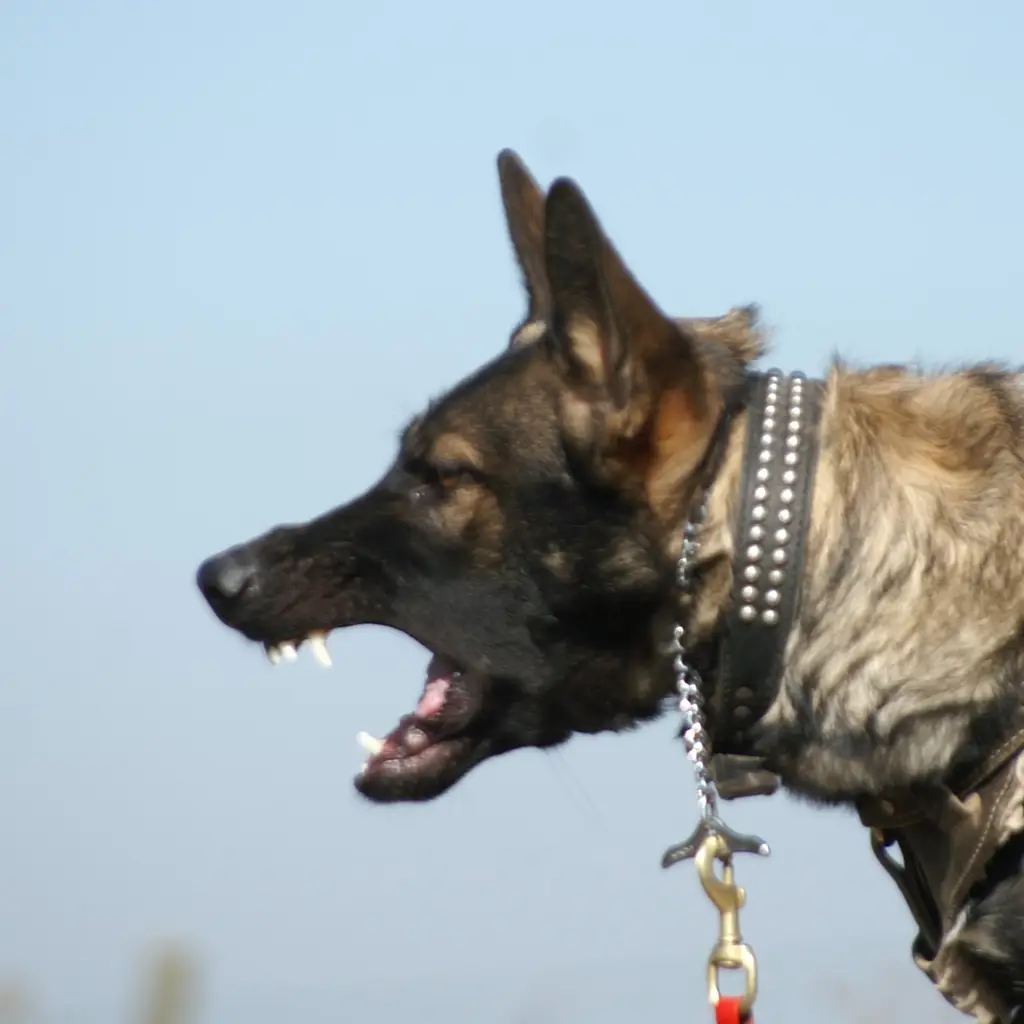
left=429, top=482, right=505, bottom=563
left=428, top=433, right=486, bottom=471
left=541, top=547, right=570, bottom=579
left=647, top=385, right=721, bottom=525
left=510, top=320, right=547, bottom=347
left=564, top=315, right=609, bottom=381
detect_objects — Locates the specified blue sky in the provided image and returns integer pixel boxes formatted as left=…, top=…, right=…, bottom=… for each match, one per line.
left=2, top=0, right=1022, bottom=1020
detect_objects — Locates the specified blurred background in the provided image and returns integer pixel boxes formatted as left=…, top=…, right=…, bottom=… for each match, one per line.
left=2, top=1, right=1022, bottom=1020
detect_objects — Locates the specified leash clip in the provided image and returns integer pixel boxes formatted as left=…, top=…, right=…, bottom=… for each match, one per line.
left=660, top=805, right=770, bottom=868
left=697, top=832, right=758, bottom=1019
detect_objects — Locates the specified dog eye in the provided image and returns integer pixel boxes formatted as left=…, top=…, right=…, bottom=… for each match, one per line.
left=431, top=463, right=481, bottom=491
left=408, top=462, right=481, bottom=503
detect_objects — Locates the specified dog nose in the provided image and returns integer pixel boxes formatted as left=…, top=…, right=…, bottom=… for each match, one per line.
left=196, top=548, right=258, bottom=606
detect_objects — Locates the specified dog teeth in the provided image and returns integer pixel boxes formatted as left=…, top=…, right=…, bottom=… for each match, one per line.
left=265, top=634, right=334, bottom=668
left=357, top=731, right=384, bottom=756
left=309, top=632, right=332, bottom=668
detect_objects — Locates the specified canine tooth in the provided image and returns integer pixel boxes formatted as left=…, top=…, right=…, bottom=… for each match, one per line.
left=280, top=642, right=298, bottom=662
left=309, top=632, right=332, bottom=667
left=266, top=646, right=282, bottom=666
left=357, top=731, right=384, bottom=756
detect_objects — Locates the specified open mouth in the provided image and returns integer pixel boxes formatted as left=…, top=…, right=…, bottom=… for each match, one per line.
left=262, top=635, right=488, bottom=802
left=353, top=653, right=484, bottom=796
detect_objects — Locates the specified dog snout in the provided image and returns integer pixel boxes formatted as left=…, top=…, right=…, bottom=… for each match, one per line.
left=196, top=546, right=259, bottom=609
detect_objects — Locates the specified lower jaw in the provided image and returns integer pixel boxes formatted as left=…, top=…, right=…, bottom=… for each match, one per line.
left=353, top=738, right=479, bottom=803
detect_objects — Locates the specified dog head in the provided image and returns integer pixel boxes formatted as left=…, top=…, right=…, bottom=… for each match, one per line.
left=196, top=151, right=763, bottom=802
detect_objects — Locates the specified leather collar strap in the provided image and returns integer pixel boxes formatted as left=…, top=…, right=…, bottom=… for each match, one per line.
left=709, top=369, right=825, bottom=755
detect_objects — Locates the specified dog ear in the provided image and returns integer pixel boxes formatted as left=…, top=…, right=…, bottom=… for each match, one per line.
left=497, top=149, right=551, bottom=348
left=542, top=177, right=703, bottom=420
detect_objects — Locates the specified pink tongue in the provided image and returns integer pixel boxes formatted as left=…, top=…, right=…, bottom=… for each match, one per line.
left=416, top=676, right=450, bottom=719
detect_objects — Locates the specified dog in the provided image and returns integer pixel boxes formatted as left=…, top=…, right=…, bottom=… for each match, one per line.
left=196, top=151, right=1024, bottom=1022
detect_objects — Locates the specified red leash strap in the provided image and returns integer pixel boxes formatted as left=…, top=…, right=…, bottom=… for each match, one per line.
left=715, top=996, right=750, bottom=1024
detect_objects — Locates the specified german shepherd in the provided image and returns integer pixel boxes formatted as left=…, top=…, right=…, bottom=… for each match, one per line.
left=196, top=151, right=1024, bottom=1021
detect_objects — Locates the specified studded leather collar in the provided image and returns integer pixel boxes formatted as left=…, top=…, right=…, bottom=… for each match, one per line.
left=706, top=369, right=825, bottom=756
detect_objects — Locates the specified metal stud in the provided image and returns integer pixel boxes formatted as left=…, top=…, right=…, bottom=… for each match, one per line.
left=778, top=508, right=792, bottom=524
left=772, top=548, right=787, bottom=565
left=768, top=569, right=784, bottom=585
left=764, top=404, right=776, bottom=418
left=775, top=528, right=790, bottom=545
left=782, top=469, right=796, bottom=485
left=760, top=433, right=774, bottom=448
left=780, top=487, right=794, bottom=503
left=787, top=419, right=801, bottom=434
left=785, top=435, right=800, bottom=450
left=756, top=467, right=770, bottom=483
left=759, top=450, right=773, bottom=464
left=749, top=525, right=764, bottom=541
left=762, top=417, right=776, bottom=431
left=752, top=505, right=767, bottom=522
left=743, top=565, right=761, bottom=582
left=753, top=485, right=768, bottom=501
left=740, top=605, right=757, bottom=622
left=741, top=585, right=758, bottom=602
left=762, top=609, right=779, bottom=626
left=764, top=589, right=780, bottom=606
left=784, top=452, right=798, bottom=466
left=746, top=544, right=763, bottom=561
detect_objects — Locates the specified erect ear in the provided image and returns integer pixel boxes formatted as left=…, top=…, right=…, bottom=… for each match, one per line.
left=542, top=177, right=706, bottom=425
left=497, top=149, right=551, bottom=348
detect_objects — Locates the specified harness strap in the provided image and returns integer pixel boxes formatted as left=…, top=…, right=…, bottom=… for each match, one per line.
left=869, top=827, right=943, bottom=956
left=858, top=717, right=1024, bottom=834
left=860, top=712, right=1024, bottom=966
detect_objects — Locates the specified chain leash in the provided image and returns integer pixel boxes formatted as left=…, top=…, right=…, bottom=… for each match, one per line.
left=661, top=489, right=770, bottom=1020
